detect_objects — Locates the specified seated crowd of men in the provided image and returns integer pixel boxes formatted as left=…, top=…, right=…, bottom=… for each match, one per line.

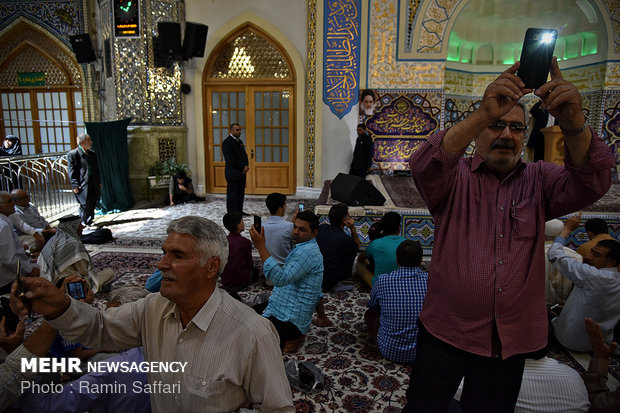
left=2, top=184, right=619, bottom=411
left=1, top=59, right=620, bottom=411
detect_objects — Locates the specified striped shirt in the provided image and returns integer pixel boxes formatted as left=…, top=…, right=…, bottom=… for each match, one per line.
left=455, top=357, right=590, bottom=412
left=46, top=288, right=294, bottom=413
left=263, top=238, right=323, bottom=334
left=13, top=203, right=49, bottom=234
left=367, top=266, right=428, bottom=364
left=410, top=129, right=614, bottom=358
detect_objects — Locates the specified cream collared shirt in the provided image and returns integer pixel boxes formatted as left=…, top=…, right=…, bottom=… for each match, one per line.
left=47, top=288, right=294, bottom=413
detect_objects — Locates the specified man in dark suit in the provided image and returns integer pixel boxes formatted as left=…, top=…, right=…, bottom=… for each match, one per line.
left=222, top=123, right=249, bottom=214
left=349, top=124, right=374, bottom=177
left=66, top=133, right=100, bottom=226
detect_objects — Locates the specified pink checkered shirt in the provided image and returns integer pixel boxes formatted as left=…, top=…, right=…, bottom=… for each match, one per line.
left=410, top=129, right=614, bottom=358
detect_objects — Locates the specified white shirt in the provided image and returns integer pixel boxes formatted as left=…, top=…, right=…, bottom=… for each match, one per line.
left=0, top=213, right=33, bottom=286
left=9, top=212, right=40, bottom=236
left=263, top=216, right=293, bottom=264
left=549, top=237, right=620, bottom=351
left=14, top=203, right=49, bottom=233
left=455, top=357, right=590, bottom=412
left=544, top=240, right=582, bottom=306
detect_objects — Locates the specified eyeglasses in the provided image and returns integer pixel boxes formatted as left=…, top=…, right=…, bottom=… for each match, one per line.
left=488, top=121, right=527, bottom=132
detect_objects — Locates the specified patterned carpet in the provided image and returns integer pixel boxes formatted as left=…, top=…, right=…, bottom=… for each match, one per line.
left=89, top=247, right=620, bottom=412
left=90, top=248, right=412, bottom=412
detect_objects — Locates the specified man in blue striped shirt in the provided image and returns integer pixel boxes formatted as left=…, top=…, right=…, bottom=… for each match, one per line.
left=366, top=240, right=428, bottom=364
left=250, top=210, right=324, bottom=350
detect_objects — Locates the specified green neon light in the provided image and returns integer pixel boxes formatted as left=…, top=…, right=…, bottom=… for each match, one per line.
left=120, top=1, right=132, bottom=12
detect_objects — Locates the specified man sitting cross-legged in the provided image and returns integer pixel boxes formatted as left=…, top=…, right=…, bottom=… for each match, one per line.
left=37, top=215, right=114, bottom=294
left=316, top=203, right=360, bottom=292
left=549, top=214, right=620, bottom=352
left=359, top=211, right=406, bottom=287
left=9, top=189, right=56, bottom=251
left=365, top=240, right=428, bottom=364
left=313, top=203, right=361, bottom=327
left=250, top=210, right=324, bottom=352
left=263, top=192, right=293, bottom=265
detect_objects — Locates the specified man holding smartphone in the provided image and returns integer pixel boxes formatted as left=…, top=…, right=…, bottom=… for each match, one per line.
left=403, top=59, right=615, bottom=412
left=12, top=216, right=294, bottom=412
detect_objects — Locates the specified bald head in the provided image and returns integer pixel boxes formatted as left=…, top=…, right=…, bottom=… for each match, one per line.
left=10, top=189, right=29, bottom=207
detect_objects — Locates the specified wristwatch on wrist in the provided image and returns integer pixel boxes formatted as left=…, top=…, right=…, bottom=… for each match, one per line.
left=560, top=115, right=589, bottom=136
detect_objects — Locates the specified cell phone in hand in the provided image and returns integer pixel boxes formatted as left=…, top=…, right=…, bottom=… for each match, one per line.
left=516, top=28, right=557, bottom=89
left=66, top=281, right=86, bottom=300
left=253, top=215, right=262, bottom=232
left=298, top=203, right=305, bottom=212
left=0, top=296, right=19, bottom=333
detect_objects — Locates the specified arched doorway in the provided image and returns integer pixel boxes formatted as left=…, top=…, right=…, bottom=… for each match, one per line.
left=0, top=20, right=86, bottom=154
left=203, top=23, right=296, bottom=194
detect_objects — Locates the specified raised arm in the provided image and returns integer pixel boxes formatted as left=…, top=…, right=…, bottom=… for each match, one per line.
left=441, top=62, right=530, bottom=153
left=535, top=59, right=590, bottom=168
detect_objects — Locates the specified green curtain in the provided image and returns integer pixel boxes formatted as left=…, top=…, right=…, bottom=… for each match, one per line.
left=85, top=118, right=135, bottom=213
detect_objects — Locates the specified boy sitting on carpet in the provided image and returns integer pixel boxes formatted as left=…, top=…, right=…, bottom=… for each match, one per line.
left=220, top=212, right=257, bottom=295
left=365, top=240, right=427, bottom=364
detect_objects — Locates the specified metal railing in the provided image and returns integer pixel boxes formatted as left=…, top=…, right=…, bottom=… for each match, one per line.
left=0, top=153, right=77, bottom=222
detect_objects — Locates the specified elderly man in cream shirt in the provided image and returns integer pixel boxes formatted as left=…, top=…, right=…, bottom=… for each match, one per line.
left=13, top=216, right=294, bottom=413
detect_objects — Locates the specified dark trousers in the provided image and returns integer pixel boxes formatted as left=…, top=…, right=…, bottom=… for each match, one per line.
left=75, top=182, right=100, bottom=225
left=403, top=323, right=526, bottom=413
left=266, top=316, right=303, bottom=349
left=172, top=192, right=198, bottom=204
left=226, top=176, right=245, bottom=213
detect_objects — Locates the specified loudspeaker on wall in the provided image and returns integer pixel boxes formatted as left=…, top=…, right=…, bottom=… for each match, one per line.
left=70, top=34, right=97, bottom=63
left=182, top=22, right=208, bottom=60
left=157, top=22, right=182, bottom=61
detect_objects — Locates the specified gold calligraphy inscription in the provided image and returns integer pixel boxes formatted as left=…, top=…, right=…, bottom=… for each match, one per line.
left=324, top=0, right=361, bottom=116
left=606, top=62, right=620, bottom=89
left=368, top=0, right=444, bottom=88
left=374, top=138, right=423, bottom=162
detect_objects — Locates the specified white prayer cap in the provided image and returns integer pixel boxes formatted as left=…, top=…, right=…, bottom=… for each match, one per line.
left=545, top=219, right=564, bottom=237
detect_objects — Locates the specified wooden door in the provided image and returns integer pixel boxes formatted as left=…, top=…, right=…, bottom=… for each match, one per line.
left=206, top=85, right=294, bottom=194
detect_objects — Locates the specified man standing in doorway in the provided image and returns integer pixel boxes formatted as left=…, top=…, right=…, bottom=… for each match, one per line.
left=66, top=133, right=100, bottom=226
left=222, top=123, right=249, bottom=214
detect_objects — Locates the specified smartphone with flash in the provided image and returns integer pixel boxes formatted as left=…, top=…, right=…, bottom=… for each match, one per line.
left=253, top=215, right=261, bottom=232
left=66, top=281, right=86, bottom=300
left=516, top=28, right=557, bottom=89
left=298, top=203, right=305, bottom=212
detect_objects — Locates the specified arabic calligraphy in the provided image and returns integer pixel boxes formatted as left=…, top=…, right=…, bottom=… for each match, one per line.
left=366, top=95, right=438, bottom=136
left=323, top=0, right=361, bottom=118
left=17, top=72, right=45, bottom=86
left=374, top=138, right=424, bottom=162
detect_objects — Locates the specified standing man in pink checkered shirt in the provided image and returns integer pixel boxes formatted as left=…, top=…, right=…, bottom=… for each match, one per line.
left=403, top=59, right=615, bottom=412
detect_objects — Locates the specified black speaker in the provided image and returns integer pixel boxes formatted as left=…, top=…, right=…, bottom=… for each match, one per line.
left=152, top=37, right=169, bottom=68
left=157, top=22, right=182, bottom=61
left=70, top=34, right=96, bottom=63
left=182, top=22, right=208, bottom=60
left=330, top=173, right=386, bottom=206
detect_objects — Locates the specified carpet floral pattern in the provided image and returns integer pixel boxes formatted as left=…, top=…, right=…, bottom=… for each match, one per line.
left=89, top=249, right=620, bottom=412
